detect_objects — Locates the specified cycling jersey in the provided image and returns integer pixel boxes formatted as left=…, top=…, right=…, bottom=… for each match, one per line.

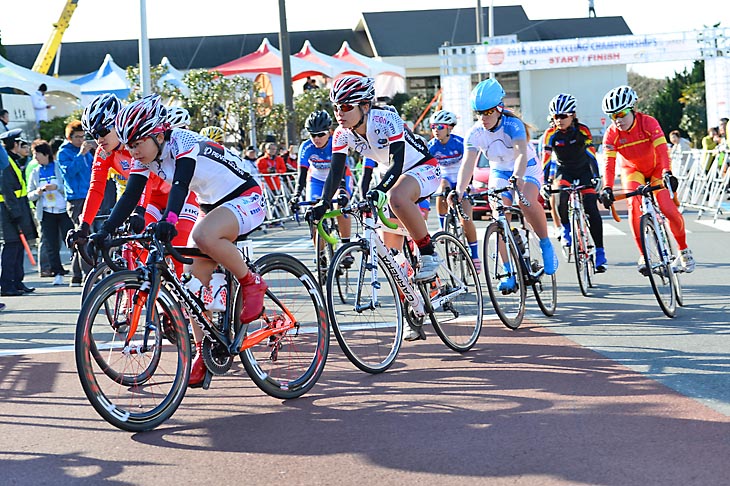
left=130, top=129, right=254, bottom=208
left=541, top=122, right=598, bottom=180
left=332, top=107, right=431, bottom=171
left=428, top=134, right=464, bottom=180
left=464, top=114, right=538, bottom=172
left=602, top=112, right=670, bottom=188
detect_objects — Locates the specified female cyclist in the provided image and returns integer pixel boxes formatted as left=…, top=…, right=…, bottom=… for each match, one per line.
left=92, top=94, right=267, bottom=387
left=68, top=94, right=199, bottom=277
left=455, top=78, right=558, bottom=292
left=309, top=75, right=441, bottom=285
left=292, top=110, right=352, bottom=267
left=541, top=93, right=607, bottom=272
left=428, top=109, right=480, bottom=272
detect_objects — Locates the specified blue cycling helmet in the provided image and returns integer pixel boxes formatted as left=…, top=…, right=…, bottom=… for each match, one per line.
left=470, top=78, right=505, bottom=111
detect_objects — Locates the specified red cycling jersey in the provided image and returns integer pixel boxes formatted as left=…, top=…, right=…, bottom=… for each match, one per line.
left=602, top=112, right=670, bottom=188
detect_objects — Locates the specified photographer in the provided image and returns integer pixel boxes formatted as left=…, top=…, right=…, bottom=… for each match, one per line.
left=57, top=120, right=95, bottom=287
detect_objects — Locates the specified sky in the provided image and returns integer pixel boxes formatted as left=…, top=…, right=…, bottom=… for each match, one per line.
left=2, top=0, right=727, bottom=78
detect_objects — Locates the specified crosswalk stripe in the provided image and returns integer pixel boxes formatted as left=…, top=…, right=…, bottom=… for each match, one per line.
left=602, top=223, right=626, bottom=236
left=696, top=219, right=730, bottom=232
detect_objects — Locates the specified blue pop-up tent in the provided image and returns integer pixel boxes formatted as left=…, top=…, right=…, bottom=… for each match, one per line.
left=71, top=53, right=130, bottom=104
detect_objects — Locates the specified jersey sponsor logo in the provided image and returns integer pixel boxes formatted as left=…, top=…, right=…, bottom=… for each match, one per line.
left=200, top=142, right=250, bottom=180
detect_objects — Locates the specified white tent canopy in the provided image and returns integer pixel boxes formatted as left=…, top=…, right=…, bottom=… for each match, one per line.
left=333, top=41, right=406, bottom=98
left=71, top=53, right=130, bottom=105
left=158, top=56, right=190, bottom=96
left=0, top=53, right=81, bottom=98
left=294, top=40, right=371, bottom=78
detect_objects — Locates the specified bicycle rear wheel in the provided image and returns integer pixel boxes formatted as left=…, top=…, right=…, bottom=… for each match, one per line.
left=240, top=253, right=329, bottom=399
left=427, top=232, right=483, bottom=352
left=326, top=241, right=403, bottom=374
left=75, top=270, right=191, bottom=432
left=527, top=230, right=557, bottom=316
left=640, top=214, right=676, bottom=317
left=571, top=212, right=593, bottom=297
left=482, top=223, right=527, bottom=329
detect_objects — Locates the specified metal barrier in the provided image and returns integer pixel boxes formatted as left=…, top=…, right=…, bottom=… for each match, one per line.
left=674, top=148, right=730, bottom=222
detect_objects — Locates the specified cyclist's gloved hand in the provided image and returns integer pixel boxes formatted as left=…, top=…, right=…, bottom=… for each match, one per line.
left=307, top=200, right=330, bottom=224
left=154, top=221, right=178, bottom=243
left=599, top=187, right=614, bottom=209
left=66, top=221, right=91, bottom=249
left=663, top=171, right=679, bottom=192
left=288, top=194, right=301, bottom=213
left=89, top=228, right=111, bottom=250
left=128, top=205, right=147, bottom=234
left=540, top=183, right=552, bottom=201
left=447, top=189, right=460, bottom=205
left=336, top=191, right=350, bottom=208
left=366, top=189, right=387, bottom=208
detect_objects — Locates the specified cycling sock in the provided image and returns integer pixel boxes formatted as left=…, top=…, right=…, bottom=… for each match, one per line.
left=341, top=238, right=350, bottom=244
left=469, top=241, right=479, bottom=259
left=438, top=214, right=446, bottom=230
left=415, top=235, right=434, bottom=256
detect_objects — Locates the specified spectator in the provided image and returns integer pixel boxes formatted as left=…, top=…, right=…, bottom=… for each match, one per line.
left=702, top=127, right=720, bottom=151
left=0, top=109, right=10, bottom=133
left=57, top=120, right=95, bottom=286
left=281, top=143, right=298, bottom=172
left=669, top=130, right=691, bottom=159
left=243, top=145, right=258, bottom=164
left=256, top=142, right=287, bottom=192
left=30, top=84, right=52, bottom=127
left=0, top=129, right=38, bottom=296
left=303, top=77, right=318, bottom=91
left=27, top=140, right=72, bottom=285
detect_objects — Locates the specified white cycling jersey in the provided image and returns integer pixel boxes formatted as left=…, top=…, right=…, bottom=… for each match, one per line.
left=130, top=128, right=257, bottom=206
left=464, top=115, right=537, bottom=172
left=331, top=107, right=431, bottom=171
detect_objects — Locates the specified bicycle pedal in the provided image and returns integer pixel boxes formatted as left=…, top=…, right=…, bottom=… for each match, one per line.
left=201, top=370, right=213, bottom=390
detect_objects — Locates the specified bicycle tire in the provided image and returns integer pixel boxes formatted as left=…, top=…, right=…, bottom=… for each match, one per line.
left=239, top=253, right=329, bottom=399
left=640, top=214, right=677, bottom=317
left=527, top=229, right=557, bottom=317
left=76, top=270, right=191, bottom=432
left=426, top=232, right=483, bottom=352
left=482, top=223, right=527, bottom=329
left=571, top=211, right=592, bottom=297
left=326, top=241, right=403, bottom=374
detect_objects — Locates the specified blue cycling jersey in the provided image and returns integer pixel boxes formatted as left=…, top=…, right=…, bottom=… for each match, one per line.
left=427, top=134, right=464, bottom=179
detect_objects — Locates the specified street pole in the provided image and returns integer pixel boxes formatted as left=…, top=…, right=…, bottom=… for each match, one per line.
left=488, top=0, right=495, bottom=79
left=278, top=0, right=296, bottom=146
left=139, top=0, right=151, bottom=96
left=476, top=0, right=483, bottom=43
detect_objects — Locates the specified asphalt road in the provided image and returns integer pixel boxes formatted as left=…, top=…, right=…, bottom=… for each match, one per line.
left=1, top=208, right=729, bottom=485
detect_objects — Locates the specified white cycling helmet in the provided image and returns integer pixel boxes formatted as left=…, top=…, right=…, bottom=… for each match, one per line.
left=549, top=93, right=577, bottom=115
left=166, top=106, right=191, bottom=128
left=602, top=85, right=637, bottom=114
left=82, top=93, right=122, bottom=135
left=115, top=94, right=168, bottom=145
left=429, top=110, right=457, bottom=126
left=330, top=75, right=375, bottom=105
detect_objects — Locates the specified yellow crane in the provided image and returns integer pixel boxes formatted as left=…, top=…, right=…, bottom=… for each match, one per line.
left=31, top=0, right=80, bottom=74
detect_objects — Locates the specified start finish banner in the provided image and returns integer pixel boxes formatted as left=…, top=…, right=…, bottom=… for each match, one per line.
left=475, top=32, right=703, bottom=73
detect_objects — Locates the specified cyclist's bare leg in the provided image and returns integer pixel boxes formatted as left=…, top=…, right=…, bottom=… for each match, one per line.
left=436, top=179, right=451, bottom=228
left=388, top=174, right=428, bottom=242
left=191, top=207, right=248, bottom=279
left=519, top=182, right=549, bottom=239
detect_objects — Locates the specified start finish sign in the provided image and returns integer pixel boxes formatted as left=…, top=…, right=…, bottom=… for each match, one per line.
left=476, top=32, right=703, bottom=73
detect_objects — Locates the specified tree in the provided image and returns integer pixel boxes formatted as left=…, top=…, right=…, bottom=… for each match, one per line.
left=293, top=87, right=331, bottom=139
left=646, top=61, right=704, bottom=140
left=125, top=64, right=184, bottom=104
left=679, top=81, right=707, bottom=146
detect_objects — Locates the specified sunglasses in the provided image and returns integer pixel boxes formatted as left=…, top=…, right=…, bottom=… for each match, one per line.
left=310, top=131, right=328, bottom=138
left=476, top=107, right=499, bottom=117
left=334, top=103, right=359, bottom=113
left=553, top=113, right=571, bottom=120
left=609, top=108, right=632, bottom=120
left=430, top=123, right=448, bottom=130
left=90, top=126, right=112, bottom=139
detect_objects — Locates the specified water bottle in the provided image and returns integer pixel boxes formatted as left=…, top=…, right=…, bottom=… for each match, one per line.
left=393, top=250, right=414, bottom=280
left=206, top=272, right=228, bottom=312
left=183, top=274, right=204, bottom=299
left=512, top=227, right=527, bottom=258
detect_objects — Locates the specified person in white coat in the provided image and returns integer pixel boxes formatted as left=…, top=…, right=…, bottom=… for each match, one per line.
left=30, top=84, right=52, bottom=127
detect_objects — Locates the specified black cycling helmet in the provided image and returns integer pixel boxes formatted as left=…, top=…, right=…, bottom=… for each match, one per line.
left=305, top=110, right=332, bottom=133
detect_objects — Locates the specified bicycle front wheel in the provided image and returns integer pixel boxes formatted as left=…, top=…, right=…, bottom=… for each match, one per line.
left=240, top=253, right=329, bottom=399
left=527, top=230, right=557, bottom=317
left=326, top=241, right=403, bottom=374
left=427, top=232, right=483, bottom=352
left=571, top=211, right=593, bottom=297
left=75, top=270, right=191, bottom=432
left=482, top=223, right=527, bottom=329
left=640, top=214, right=676, bottom=317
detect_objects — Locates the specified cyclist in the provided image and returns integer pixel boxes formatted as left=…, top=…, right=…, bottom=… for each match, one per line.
left=308, top=76, right=441, bottom=284
left=600, top=85, right=695, bottom=274
left=291, top=110, right=352, bottom=270
left=200, top=126, right=224, bottom=144
left=428, top=109, right=481, bottom=272
left=68, top=94, right=199, bottom=277
left=455, top=78, right=558, bottom=292
left=541, top=93, right=607, bottom=272
left=91, top=94, right=267, bottom=387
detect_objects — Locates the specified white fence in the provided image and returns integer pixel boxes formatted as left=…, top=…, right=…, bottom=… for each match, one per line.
left=673, top=148, right=730, bottom=222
